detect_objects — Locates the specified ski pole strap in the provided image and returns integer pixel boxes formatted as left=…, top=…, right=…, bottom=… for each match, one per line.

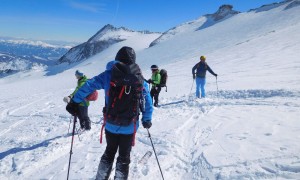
left=100, top=124, right=105, bottom=144
left=100, top=113, right=106, bottom=144
left=132, top=121, right=137, bottom=146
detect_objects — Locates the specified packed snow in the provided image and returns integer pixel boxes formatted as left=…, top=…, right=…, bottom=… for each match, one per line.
left=0, top=1, right=299, bottom=179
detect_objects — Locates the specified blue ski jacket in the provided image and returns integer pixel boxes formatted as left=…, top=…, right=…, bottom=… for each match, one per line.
left=73, top=60, right=153, bottom=134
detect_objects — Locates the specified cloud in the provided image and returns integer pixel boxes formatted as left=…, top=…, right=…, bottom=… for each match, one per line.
left=69, top=1, right=106, bottom=13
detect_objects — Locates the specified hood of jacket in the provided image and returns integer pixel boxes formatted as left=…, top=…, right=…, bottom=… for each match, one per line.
left=115, top=46, right=136, bottom=64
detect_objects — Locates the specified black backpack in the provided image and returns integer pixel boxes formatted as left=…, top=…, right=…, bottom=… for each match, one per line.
left=159, top=69, right=168, bottom=91
left=106, top=62, right=144, bottom=126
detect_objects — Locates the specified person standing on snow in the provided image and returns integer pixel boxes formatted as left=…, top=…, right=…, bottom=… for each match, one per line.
left=64, top=70, right=91, bottom=130
left=148, top=65, right=161, bottom=107
left=192, top=55, right=217, bottom=98
left=68, top=46, right=153, bottom=180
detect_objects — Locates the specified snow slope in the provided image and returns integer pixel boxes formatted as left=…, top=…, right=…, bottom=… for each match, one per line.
left=0, top=1, right=300, bottom=179
left=149, top=5, right=240, bottom=47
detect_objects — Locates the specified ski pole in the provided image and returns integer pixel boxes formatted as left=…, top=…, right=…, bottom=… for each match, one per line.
left=67, top=115, right=77, bottom=180
left=189, top=78, right=195, bottom=95
left=144, top=78, right=152, bottom=90
left=68, top=116, right=72, bottom=134
left=215, top=76, right=219, bottom=99
left=147, top=129, right=164, bottom=180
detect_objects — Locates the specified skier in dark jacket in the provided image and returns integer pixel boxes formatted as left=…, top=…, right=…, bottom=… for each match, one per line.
left=70, top=46, right=153, bottom=180
left=192, top=55, right=217, bottom=98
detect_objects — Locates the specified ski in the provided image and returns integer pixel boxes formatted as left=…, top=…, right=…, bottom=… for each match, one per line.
left=138, top=151, right=152, bottom=165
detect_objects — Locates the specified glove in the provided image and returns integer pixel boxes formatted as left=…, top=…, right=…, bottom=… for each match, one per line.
left=63, top=96, right=71, bottom=103
left=148, top=79, right=153, bottom=84
left=142, top=121, right=152, bottom=129
left=193, top=74, right=195, bottom=79
left=66, top=100, right=79, bottom=116
left=215, top=74, right=218, bottom=77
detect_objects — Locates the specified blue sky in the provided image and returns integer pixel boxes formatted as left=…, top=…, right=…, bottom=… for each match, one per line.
left=0, top=0, right=281, bottom=43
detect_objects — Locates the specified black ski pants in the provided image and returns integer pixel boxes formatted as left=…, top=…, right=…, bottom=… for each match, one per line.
left=96, top=130, right=133, bottom=180
left=77, top=105, right=91, bottom=130
left=150, top=86, right=161, bottom=106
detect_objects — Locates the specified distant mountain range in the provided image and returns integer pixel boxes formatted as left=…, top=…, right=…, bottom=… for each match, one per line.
left=0, top=38, right=75, bottom=76
left=1, top=0, right=299, bottom=77
left=0, top=52, right=46, bottom=75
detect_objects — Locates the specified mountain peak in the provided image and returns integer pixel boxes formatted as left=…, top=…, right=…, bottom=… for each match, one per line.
left=59, top=24, right=158, bottom=64
left=100, top=24, right=115, bottom=31
left=99, top=24, right=134, bottom=32
left=87, top=24, right=135, bottom=43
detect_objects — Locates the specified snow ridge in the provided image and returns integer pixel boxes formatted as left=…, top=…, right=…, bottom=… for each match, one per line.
left=149, top=5, right=240, bottom=47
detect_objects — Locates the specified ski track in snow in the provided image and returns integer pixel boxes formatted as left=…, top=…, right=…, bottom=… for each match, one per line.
left=135, top=89, right=300, bottom=180
left=0, top=92, right=57, bottom=137
left=0, top=88, right=300, bottom=179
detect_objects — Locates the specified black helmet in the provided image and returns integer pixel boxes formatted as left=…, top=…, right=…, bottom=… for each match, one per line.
left=151, top=65, right=158, bottom=70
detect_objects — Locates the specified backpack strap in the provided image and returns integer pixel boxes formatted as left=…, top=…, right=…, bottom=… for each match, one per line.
left=119, top=86, right=125, bottom=99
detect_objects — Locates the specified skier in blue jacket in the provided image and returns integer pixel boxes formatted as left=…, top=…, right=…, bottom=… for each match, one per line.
left=70, top=46, right=153, bottom=180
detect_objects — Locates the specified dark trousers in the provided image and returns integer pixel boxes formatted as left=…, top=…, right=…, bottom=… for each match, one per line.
left=150, top=87, right=161, bottom=106
left=77, top=106, right=91, bottom=130
left=96, top=130, right=133, bottom=180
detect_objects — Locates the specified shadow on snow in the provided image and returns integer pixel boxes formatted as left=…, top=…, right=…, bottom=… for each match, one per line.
left=0, top=134, right=72, bottom=160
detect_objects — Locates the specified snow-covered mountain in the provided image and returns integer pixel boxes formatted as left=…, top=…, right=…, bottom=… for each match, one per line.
left=249, top=0, right=300, bottom=12
left=0, top=0, right=299, bottom=179
left=0, top=38, right=72, bottom=76
left=0, top=53, right=46, bottom=76
left=58, top=24, right=161, bottom=64
left=149, top=5, right=240, bottom=47
left=0, top=38, right=71, bottom=61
